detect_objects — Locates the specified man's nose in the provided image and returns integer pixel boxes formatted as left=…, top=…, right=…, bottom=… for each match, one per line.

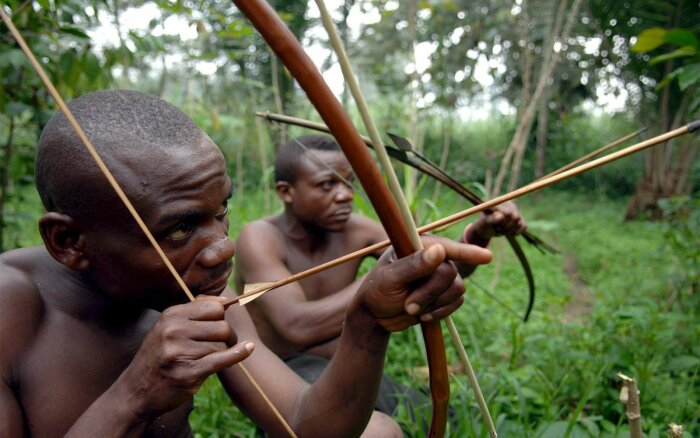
left=334, top=182, right=354, bottom=202
left=199, top=236, right=236, bottom=268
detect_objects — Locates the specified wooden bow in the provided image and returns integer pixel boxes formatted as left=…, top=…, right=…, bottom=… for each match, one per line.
left=231, top=1, right=450, bottom=435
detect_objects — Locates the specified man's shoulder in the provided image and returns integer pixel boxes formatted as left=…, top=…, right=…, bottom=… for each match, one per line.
left=345, top=214, right=386, bottom=239
left=0, top=247, right=45, bottom=298
left=236, top=217, right=286, bottom=262
left=0, top=248, right=46, bottom=370
left=237, top=217, right=284, bottom=244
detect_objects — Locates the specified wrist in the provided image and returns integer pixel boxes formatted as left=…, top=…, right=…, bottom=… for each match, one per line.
left=343, top=302, right=390, bottom=355
left=112, top=368, right=160, bottom=423
left=66, top=375, right=155, bottom=437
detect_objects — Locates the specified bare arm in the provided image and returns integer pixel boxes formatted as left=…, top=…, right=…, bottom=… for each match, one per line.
left=221, top=237, right=492, bottom=437
left=235, top=221, right=367, bottom=351
left=0, top=264, right=43, bottom=437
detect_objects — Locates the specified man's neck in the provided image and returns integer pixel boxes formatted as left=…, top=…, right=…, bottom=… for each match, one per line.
left=278, top=209, right=331, bottom=254
left=41, top=251, right=148, bottom=329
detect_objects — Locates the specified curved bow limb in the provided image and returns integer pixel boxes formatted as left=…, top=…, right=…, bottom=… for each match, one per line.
left=0, top=8, right=297, bottom=438
left=231, top=1, right=451, bottom=436
left=312, top=0, right=501, bottom=435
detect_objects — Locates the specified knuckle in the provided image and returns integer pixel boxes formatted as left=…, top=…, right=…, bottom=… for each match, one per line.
left=161, top=323, right=182, bottom=341
left=161, top=306, right=177, bottom=319
left=436, top=262, right=458, bottom=279
left=160, top=344, right=181, bottom=364
left=218, top=321, right=234, bottom=340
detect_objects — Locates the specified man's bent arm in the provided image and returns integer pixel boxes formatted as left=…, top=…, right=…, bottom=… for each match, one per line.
left=219, top=300, right=389, bottom=438
left=235, top=222, right=364, bottom=350
left=65, top=382, right=153, bottom=437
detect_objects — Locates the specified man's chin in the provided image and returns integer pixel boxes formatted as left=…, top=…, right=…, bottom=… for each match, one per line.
left=144, top=293, right=191, bottom=312
left=324, top=221, right=348, bottom=232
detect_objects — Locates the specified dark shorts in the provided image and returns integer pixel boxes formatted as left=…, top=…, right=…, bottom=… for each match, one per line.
left=284, top=354, right=430, bottom=417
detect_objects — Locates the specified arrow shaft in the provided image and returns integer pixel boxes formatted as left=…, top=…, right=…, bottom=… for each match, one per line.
left=225, top=122, right=696, bottom=308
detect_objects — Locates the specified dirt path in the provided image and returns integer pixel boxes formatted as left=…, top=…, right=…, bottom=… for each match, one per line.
left=562, top=253, right=593, bottom=323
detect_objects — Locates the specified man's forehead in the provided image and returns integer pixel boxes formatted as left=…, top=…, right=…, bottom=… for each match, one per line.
left=299, top=149, right=352, bottom=174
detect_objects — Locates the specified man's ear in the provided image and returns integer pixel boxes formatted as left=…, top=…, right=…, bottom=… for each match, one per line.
left=275, top=181, right=294, bottom=204
left=39, top=212, right=90, bottom=271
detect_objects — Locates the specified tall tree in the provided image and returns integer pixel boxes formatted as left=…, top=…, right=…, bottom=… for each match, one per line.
left=589, top=0, right=699, bottom=219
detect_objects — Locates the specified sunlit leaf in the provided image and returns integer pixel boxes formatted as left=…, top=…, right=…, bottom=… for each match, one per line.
left=632, top=28, right=667, bottom=53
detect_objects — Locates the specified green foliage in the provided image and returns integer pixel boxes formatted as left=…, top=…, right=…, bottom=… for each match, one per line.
left=633, top=26, right=700, bottom=113
left=419, top=111, right=645, bottom=198
left=189, top=192, right=700, bottom=436
left=658, top=195, right=700, bottom=295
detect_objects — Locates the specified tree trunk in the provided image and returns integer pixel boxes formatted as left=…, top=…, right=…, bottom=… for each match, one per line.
left=338, top=0, right=355, bottom=109
left=270, top=51, right=287, bottom=147
left=624, top=3, right=692, bottom=220
left=404, top=0, right=421, bottom=214
left=533, top=96, right=549, bottom=199
left=493, top=0, right=582, bottom=194
left=432, top=114, right=452, bottom=202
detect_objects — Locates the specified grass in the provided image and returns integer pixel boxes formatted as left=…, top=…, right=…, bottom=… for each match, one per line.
left=5, top=188, right=697, bottom=437
left=192, top=190, right=699, bottom=437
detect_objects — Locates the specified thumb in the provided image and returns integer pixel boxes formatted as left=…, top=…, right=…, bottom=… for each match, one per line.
left=487, top=211, right=504, bottom=224
left=384, top=244, right=446, bottom=286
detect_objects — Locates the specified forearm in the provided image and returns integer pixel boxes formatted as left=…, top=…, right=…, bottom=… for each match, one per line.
left=305, top=337, right=340, bottom=359
left=277, top=281, right=362, bottom=350
left=66, top=377, right=154, bottom=437
left=291, top=307, right=390, bottom=437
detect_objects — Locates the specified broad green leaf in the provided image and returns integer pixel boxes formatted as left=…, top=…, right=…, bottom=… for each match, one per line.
left=0, top=49, right=28, bottom=68
left=5, top=102, right=32, bottom=117
left=678, top=63, right=700, bottom=90
left=632, top=28, right=667, bottom=53
left=36, top=0, right=50, bottom=10
left=60, top=26, right=90, bottom=39
left=665, top=355, right=700, bottom=372
left=649, top=46, right=696, bottom=65
left=83, top=52, right=101, bottom=82
left=665, top=28, right=699, bottom=49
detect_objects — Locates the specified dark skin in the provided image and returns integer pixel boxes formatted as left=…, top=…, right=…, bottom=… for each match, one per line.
left=235, top=149, right=527, bottom=360
left=0, top=138, right=492, bottom=437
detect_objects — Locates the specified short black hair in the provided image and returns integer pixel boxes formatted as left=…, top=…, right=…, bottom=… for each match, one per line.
left=274, top=134, right=341, bottom=183
left=35, top=90, right=207, bottom=220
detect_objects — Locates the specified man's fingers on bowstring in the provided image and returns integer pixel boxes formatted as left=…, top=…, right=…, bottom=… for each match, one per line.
left=164, top=295, right=227, bottom=322
left=422, top=237, right=492, bottom=265
left=196, top=341, right=255, bottom=374
left=185, top=319, right=238, bottom=345
left=405, top=272, right=465, bottom=318
left=173, top=339, right=233, bottom=359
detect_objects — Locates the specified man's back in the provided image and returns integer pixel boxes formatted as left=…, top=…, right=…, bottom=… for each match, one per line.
left=0, top=248, right=192, bottom=437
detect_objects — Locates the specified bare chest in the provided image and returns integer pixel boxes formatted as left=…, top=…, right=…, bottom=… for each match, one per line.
left=284, top=241, right=367, bottom=300
left=14, top=310, right=192, bottom=437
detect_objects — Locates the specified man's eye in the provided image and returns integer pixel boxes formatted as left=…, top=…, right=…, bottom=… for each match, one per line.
left=321, top=181, right=334, bottom=191
left=168, top=223, right=194, bottom=241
